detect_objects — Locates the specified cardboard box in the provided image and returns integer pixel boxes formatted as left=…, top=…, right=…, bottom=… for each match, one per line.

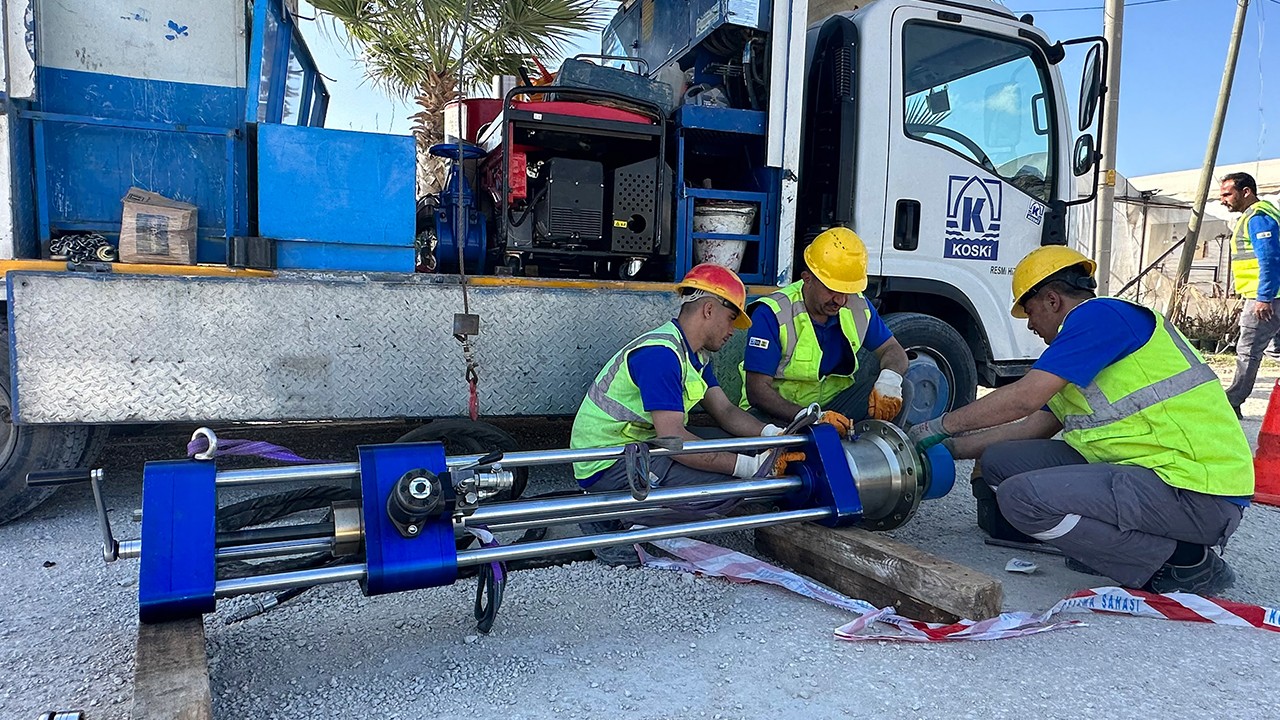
left=119, top=187, right=198, bottom=264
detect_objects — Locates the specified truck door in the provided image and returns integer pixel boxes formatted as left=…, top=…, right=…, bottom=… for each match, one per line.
left=882, top=8, right=1066, bottom=362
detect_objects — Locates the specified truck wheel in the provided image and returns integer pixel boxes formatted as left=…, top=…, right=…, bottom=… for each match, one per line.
left=884, top=312, right=977, bottom=422
left=0, top=333, right=105, bottom=524
left=395, top=418, right=529, bottom=501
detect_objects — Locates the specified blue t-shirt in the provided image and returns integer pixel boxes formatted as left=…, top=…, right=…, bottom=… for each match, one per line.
left=1248, top=211, right=1280, bottom=302
left=1032, top=298, right=1153, bottom=387
left=579, top=322, right=718, bottom=489
left=1034, top=298, right=1249, bottom=507
left=626, top=320, right=719, bottom=413
left=742, top=301, right=892, bottom=378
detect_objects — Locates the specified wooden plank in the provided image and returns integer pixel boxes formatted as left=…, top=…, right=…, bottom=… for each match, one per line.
left=131, top=618, right=213, bottom=720
left=756, top=523, right=1003, bottom=623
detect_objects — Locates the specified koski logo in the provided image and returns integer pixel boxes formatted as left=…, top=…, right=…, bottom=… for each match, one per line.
left=944, top=175, right=1002, bottom=261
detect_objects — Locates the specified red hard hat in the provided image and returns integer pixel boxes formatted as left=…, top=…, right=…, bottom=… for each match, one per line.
left=676, top=263, right=751, bottom=329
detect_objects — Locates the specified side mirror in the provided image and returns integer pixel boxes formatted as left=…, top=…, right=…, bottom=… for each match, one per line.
left=1078, top=44, right=1103, bottom=133
left=1073, top=134, right=1097, bottom=176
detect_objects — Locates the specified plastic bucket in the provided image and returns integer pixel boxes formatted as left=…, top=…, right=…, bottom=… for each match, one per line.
left=692, top=201, right=757, bottom=272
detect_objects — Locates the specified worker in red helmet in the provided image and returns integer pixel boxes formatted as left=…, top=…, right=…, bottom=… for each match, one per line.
left=741, top=228, right=912, bottom=434
left=570, top=263, right=803, bottom=565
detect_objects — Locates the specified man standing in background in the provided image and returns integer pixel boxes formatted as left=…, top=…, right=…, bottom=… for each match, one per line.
left=1221, top=172, right=1280, bottom=418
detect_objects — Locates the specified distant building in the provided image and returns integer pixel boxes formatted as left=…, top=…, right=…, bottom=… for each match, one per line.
left=1076, top=159, right=1280, bottom=309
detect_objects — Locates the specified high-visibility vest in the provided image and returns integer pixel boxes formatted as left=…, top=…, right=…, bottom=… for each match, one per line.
left=738, top=280, right=871, bottom=409
left=1230, top=199, right=1280, bottom=298
left=569, top=321, right=709, bottom=480
left=1046, top=299, right=1254, bottom=497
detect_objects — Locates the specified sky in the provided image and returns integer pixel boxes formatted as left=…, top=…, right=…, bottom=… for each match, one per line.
left=297, top=0, right=1279, bottom=179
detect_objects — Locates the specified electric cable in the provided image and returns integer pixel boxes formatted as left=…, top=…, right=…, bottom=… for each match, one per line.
left=1013, top=0, right=1180, bottom=13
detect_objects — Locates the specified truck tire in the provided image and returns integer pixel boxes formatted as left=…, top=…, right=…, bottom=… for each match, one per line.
left=884, top=312, right=977, bottom=421
left=0, top=331, right=106, bottom=524
left=395, top=418, right=529, bottom=501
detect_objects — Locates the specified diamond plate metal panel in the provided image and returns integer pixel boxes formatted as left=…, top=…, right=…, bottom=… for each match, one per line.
left=7, top=271, right=740, bottom=424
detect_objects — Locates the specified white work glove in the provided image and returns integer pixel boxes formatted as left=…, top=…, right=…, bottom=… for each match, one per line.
left=761, top=423, right=785, bottom=437
left=868, top=368, right=904, bottom=422
left=733, top=452, right=767, bottom=478
left=733, top=450, right=806, bottom=478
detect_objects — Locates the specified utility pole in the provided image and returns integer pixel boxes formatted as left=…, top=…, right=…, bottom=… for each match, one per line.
left=1167, top=0, right=1250, bottom=319
left=1093, top=0, right=1124, bottom=296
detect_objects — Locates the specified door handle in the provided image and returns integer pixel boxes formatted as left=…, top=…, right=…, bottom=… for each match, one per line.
left=893, top=199, right=920, bottom=251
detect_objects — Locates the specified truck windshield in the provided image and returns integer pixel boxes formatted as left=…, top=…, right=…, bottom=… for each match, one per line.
left=901, top=22, right=1056, bottom=203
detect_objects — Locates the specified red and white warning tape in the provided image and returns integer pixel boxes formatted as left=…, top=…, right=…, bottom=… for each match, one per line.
left=639, top=537, right=1280, bottom=642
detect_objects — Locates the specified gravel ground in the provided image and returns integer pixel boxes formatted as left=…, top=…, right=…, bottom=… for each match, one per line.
left=2, top=368, right=1279, bottom=720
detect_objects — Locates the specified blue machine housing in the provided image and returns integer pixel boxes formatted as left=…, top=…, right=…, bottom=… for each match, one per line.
left=359, top=442, right=459, bottom=595
left=922, top=443, right=956, bottom=500
left=12, top=0, right=414, bottom=272
left=784, top=424, right=863, bottom=527
left=139, top=460, right=217, bottom=623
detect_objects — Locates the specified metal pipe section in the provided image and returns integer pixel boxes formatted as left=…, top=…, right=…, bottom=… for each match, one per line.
left=214, top=435, right=807, bottom=488
left=466, top=476, right=802, bottom=527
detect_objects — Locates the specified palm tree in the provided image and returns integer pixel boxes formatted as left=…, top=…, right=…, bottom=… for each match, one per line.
left=311, top=0, right=607, bottom=192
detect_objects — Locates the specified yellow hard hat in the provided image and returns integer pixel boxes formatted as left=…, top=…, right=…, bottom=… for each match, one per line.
left=803, top=227, right=868, bottom=294
left=1010, top=246, right=1098, bottom=318
left=677, top=263, right=752, bottom=329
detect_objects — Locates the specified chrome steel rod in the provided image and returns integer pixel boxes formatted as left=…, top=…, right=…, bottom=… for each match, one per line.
left=218, top=522, right=334, bottom=547
left=457, top=507, right=831, bottom=567
left=214, top=435, right=808, bottom=487
left=467, top=476, right=802, bottom=527
left=216, top=462, right=361, bottom=487
left=484, top=495, right=790, bottom=534
left=212, top=508, right=830, bottom=597
left=455, top=435, right=805, bottom=469
left=216, top=564, right=367, bottom=598
left=216, top=537, right=334, bottom=561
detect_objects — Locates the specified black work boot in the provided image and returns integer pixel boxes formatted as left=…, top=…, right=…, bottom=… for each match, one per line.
left=1145, top=549, right=1236, bottom=596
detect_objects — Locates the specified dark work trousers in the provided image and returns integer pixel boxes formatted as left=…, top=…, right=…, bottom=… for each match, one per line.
left=1225, top=299, right=1280, bottom=411
left=583, top=426, right=741, bottom=526
left=982, top=439, right=1244, bottom=588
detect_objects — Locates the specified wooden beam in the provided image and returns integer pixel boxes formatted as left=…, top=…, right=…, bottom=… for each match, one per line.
left=756, top=523, right=1002, bottom=623
left=132, top=618, right=212, bottom=720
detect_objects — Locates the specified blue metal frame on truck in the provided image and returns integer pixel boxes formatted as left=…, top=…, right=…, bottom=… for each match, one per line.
left=18, top=0, right=341, bottom=267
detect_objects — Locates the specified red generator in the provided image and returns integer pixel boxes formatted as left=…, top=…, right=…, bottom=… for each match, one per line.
left=478, top=87, right=671, bottom=280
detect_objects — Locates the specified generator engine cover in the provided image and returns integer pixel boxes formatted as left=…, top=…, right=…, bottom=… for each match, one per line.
left=534, top=158, right=605, bottom=243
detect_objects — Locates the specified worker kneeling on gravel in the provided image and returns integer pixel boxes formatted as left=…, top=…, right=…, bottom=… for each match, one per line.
left=740, top=227, right=913, bottom=435
left=909, top=246, right=1253, bottom=595
left=570, top=263, right=803, bottom=565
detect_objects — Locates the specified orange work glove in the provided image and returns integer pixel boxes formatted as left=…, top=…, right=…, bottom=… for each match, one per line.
left=867, top=369, right=905, bottom=422
left=771, top=450, right=806, bottom=476
left=818, top=410, right=853, bottom=437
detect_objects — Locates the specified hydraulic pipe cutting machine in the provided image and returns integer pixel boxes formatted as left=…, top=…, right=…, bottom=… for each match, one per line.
left=34, top=420, right=954, bottom=626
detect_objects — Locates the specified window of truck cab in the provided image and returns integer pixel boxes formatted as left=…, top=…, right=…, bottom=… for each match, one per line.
left=900, top=21, right=1058, bottom=203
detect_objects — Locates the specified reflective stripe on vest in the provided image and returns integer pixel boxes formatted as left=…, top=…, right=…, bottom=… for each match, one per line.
left=584, top=330, right=675, bottom=425
left=1047, top=299, right=1254, bottom=496
left=570, top=321, right=709, bottom=480
left=1059, top=318, right=1217, bottom=433
left=1230, top=200, right=1280, bottom=297
left=739, top=280, right=872, bottom=409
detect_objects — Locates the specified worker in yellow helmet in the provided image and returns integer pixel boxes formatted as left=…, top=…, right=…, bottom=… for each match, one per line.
left=740, top=227, right=911, bottom=435
left=569, top=263, right=802, bottom=565
left=909, top=246, right=1253, bottom=595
